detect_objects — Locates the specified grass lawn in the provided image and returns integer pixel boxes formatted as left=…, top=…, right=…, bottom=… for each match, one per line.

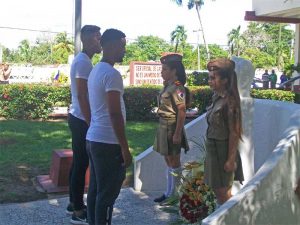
left=0, top=119, right=157, bottom=203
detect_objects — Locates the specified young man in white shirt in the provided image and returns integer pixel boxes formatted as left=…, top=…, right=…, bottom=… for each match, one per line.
left=68, top=25, right=101, bottom=225
left=86, top=28, right=132, bottom=225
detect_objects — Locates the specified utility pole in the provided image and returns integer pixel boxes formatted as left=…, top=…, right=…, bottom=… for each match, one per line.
left=193, top=29, right=201, bottom=71
left=74, top=0, right=82, bottom=56
left=0, top=45, right=2, bottom=63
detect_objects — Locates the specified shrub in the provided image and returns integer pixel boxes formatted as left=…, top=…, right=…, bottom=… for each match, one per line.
left=250, top=89, right=295, bottom=102
left=0, top=84, right=70, bottom=120
left=51, top=71, right=69, bottom=85
left=187, top=71, right=209, bottom=86
left=124, top=85, right=160, bottom=121
left=0, top=84, right=296, bottom=120
left=189, top=86, right=213, bottom=114
left=124, top=86, right=213, bottom=120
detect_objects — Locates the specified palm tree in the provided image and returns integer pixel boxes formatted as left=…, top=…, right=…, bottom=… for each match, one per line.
left=52, top=32, right=74, bottom=64
left=171, top=0, right=215, bottom=59
left=18, top=39, right=31, bottom=62
left=170, top=25, right=187, bottom=53
left=227, top=25, right=244, bottom=57
left=53, top=32, right=74, bottom=53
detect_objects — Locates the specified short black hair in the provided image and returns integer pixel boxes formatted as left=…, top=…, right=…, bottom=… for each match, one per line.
left=80, top=25, right=100, bottom=41
left=100, top=28, right=126, bottom=47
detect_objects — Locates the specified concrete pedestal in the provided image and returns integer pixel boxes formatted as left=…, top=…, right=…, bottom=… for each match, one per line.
left=36, top=149, right=89, bottom=193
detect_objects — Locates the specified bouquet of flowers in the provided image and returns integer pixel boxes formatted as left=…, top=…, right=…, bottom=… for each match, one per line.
left=178, top=162, right=216, bottom=224
left=162, top=161, right=217, bottom=224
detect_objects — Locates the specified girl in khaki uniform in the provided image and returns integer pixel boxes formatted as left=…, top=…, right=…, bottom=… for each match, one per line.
left=205, top=58, right=244, bottom=205
left=153, top=53, right=190, bottom=203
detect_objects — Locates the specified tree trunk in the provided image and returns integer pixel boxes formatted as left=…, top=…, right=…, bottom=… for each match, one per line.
left=195, top=4, right=210, bottom=60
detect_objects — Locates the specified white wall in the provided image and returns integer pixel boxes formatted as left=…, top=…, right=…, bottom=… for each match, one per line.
left=8, top=65, right=70, bottom=84
left=134, top=114, right=208, bottom=192
left=134, top=98, right=300, bottom=224
left=252, top=99, right=300, bottom=171
left=202, top=106, right=300, bottom=225
left=252, top=0, right=300, bottom=16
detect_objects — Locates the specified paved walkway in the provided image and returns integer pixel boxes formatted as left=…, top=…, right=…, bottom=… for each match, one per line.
left=0, top=188, right=175, bottom=225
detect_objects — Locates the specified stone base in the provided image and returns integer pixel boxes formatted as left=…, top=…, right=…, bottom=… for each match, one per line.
left=36, top=149, right=89, bottom=193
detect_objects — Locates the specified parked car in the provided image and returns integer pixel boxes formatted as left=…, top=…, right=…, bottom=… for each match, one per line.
left=277, top=75, right=300, bottom=90
left=251, top=77, right=263, bottom=89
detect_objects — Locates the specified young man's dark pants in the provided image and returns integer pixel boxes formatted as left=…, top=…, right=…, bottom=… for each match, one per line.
left=86, top=141, right=126, bottom=225
left=68, top=113, right=89, bottom=211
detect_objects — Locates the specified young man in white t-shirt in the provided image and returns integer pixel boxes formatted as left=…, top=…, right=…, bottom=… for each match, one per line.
left=68, top=25, right=101, bottom=225
left=86, top=28, right=132, bottom=225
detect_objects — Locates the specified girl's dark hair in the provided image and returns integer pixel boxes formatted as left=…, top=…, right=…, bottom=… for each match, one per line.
left=164, top=61, right=191, bottom=107
left=207, top=58, right=242, bottom=139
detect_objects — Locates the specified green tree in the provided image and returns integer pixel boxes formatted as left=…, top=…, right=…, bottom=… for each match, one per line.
left=123, top=43, right=148, bottom=64
left=227, top=25, right=244, bottom=57
left=123, top=35, right=172, bottom=64
left=209, top=44, right=228, bottom=59
left=262, top=23, right=293, bottom=69
left=235, top=22, right=294, bottom=70
left=196, top=44, right=228, bottom=69
left=18, top=40, right=32, bottom=62
left=171, top=0, right=215, bottom=59
left=31, top=38, right=52, bottom=65
left=242, top=22, right=269, bottom=50
left=182, top=43, right=198, bottom=69
left=52, top=32, right=74, bottom=64
left=241, top=48, right=274, bottom=69
left=2, top=47, right=20, bottom=63
left=170, top=25, right=187, bottom=53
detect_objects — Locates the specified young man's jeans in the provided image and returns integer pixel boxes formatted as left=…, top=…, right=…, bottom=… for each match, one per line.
left=86, top=141, right=126, bottom=225
left=68, top=113, right=89, bottom=211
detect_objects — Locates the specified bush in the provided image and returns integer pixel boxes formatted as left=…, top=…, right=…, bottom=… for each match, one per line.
left=124, top=86, right=160, bottom=121
left=0, top=84, right=70, bottom=120
left=51, top=71, right=69, bottom=85
left=189, top=86, right=213, bottom=114
left=124, top=86, right=214, bottom=120
left=187, top=71, right=209, bottom=86
left=0, top=84, right=296, bottom=120
left=250, top=89, right=295, bottom=102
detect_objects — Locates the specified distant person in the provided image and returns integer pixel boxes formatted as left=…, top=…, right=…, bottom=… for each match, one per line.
left=67, top=25, right=102, bottom=225
left=0, top=63, right=12, bottom=84
left=153, top=53, right=190, bottom=204
left=280, top=71, right=288, bottom=84
left=204, top=58, right=244, bottom=206
left=269, top=69, right=277, bottom=89
left=86, top=28, right=132, bottom=225
left=261, top=69, right=269, bottom=89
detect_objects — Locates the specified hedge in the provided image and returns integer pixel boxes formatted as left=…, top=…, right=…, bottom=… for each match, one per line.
left=0, top=84, right=296, bottom=120
left=250, top=89, right=295, bottom=102
left=0, top=84, right=70, bottom=120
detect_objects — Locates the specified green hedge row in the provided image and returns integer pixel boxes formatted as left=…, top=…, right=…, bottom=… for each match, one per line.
left=0, top=84, right=296, bottom=120
left=0, top=84, right=70, bottom=120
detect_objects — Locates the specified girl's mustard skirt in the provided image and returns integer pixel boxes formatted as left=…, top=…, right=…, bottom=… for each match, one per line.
left=204, top=138, right=244, bottom=188
left=153, top=118, right=189, bottom=156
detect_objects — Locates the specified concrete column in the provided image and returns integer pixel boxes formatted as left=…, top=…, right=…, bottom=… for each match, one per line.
left=74, top=0, right=82, bottom=56
left=0, top=45, right=2, bottom=63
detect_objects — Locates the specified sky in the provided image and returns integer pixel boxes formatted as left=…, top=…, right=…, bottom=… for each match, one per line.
left=0, top=0, right=253, bottom=49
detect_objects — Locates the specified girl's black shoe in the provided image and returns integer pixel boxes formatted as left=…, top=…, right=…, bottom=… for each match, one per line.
left=154, top=194, right=167, bottom=203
